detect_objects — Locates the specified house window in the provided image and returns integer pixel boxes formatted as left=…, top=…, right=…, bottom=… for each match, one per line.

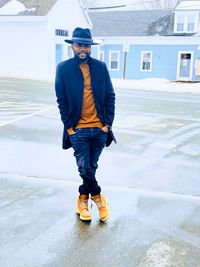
left=177, top=15, right=184, bottom=32
left=109, top=51, right=120, bottom=70
left=187, top=15, right=195, bottom=31
left=175, top=13, right=198, bottom=33
left=141, top=51, right=152, bottom=71
left=55, top=29, right=68, bottom=37
left=100, top=51, right=104, bottom=62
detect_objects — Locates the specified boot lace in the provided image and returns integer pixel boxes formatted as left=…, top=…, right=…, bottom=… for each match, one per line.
left=94, top=197, right=104, bottom=209
left=80, top=200, right=89, bottom=210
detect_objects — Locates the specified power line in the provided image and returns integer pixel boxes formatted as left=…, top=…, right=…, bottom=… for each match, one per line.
left=89, top=5, right=126, bottom=10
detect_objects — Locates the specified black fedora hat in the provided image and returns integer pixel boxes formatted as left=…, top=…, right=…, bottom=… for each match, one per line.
left=65, top=27, right=98, bottom=45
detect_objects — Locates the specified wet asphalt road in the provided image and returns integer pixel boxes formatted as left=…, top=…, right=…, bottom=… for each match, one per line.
left=0, top=77, right=200, bottom=267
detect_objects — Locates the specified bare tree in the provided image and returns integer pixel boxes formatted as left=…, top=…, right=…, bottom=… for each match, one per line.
left=83, top=0, right=100, bottom=9
left=158, top=0, right=179, bottom=9
left=127, top=0, right=179, bottom=10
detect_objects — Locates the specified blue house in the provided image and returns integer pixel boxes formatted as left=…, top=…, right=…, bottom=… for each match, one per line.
left=89, top=0, right=200, bottom=81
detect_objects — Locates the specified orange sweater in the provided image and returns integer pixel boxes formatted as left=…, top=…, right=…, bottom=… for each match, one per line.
left=75, top=63, right=103, bottom=129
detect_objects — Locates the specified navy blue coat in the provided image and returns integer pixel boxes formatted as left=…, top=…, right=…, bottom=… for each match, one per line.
left=55, top=56, right=116, bottom=149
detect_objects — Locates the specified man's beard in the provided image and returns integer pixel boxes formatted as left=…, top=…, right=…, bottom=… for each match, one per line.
left=75, top=51, right=90, bottom=63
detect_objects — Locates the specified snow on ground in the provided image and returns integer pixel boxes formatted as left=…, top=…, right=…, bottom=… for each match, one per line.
left=112, top=78, right=200, bottom=94
left=1, top=75, right=199, bottom=94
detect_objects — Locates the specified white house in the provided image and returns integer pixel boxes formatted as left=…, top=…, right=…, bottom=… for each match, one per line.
left=0, top=0, right=91, bottom=80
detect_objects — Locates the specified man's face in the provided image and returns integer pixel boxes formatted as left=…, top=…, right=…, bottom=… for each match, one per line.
left=72, top=43, right=91, bottom=62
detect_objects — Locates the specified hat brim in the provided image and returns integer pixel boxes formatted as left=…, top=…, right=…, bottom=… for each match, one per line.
left=64, top=39, right=99, bottom=45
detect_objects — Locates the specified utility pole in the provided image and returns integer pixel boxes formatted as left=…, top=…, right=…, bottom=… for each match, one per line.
left=123, top=43, right=130, bottom=80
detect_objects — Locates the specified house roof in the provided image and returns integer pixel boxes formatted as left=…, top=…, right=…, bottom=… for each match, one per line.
left=0, top=0, right=58, bottom=15
left=0, top=0, right=10, bottom=8
left=175, top=0, right=200, bottom=10
left=89, top=10, right=174, bottom=37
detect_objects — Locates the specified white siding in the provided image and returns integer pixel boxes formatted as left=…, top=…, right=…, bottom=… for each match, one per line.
left=47, top=0, right=91, bottom=32
left=0, top=21, right=50, bottom=79
left=46, top=0, right=91, bottom=78
left=0, top=0, right=91, bottom=80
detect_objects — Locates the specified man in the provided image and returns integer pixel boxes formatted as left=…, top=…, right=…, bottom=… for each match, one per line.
left=55, top=27, right=116, bottom=222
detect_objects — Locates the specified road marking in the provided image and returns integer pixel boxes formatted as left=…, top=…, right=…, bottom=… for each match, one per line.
left=116, top=110, right=200, bottom=123
left=150, top=141, right=177, bottom=149
left=0, top=101, right=54, bottom=127
left=0, top=101, right=9, bottom=106
left=0, top=106, right=54, bottom=127
left=114, top=127, right=156, bottom=137
left=1, top=172, right=200, bottom=204
left=117, top=93, right=200, bottom=104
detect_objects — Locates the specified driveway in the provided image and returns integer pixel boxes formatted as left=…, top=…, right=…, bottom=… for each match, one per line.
left=0, top=77, right=200, bottom=267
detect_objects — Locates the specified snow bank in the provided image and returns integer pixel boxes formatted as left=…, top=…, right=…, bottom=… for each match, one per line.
left=112, top=78, right=200, bottom=94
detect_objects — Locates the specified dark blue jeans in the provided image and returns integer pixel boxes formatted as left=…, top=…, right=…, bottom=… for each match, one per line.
left=69, top=127, right=107, bottom=196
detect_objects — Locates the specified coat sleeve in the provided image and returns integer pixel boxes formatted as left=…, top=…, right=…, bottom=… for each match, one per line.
left=55, top=63, right=72, bottom=129
left=104, top=64, right=115, bottom=127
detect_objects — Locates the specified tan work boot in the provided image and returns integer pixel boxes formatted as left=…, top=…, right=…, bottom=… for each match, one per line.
left=91, top=194, right=110, bottom=222
left=76, top=194, right=92, bottom=221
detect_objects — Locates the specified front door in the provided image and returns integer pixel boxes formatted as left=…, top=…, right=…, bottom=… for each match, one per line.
left=177, top=51, right=193, bottom=81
